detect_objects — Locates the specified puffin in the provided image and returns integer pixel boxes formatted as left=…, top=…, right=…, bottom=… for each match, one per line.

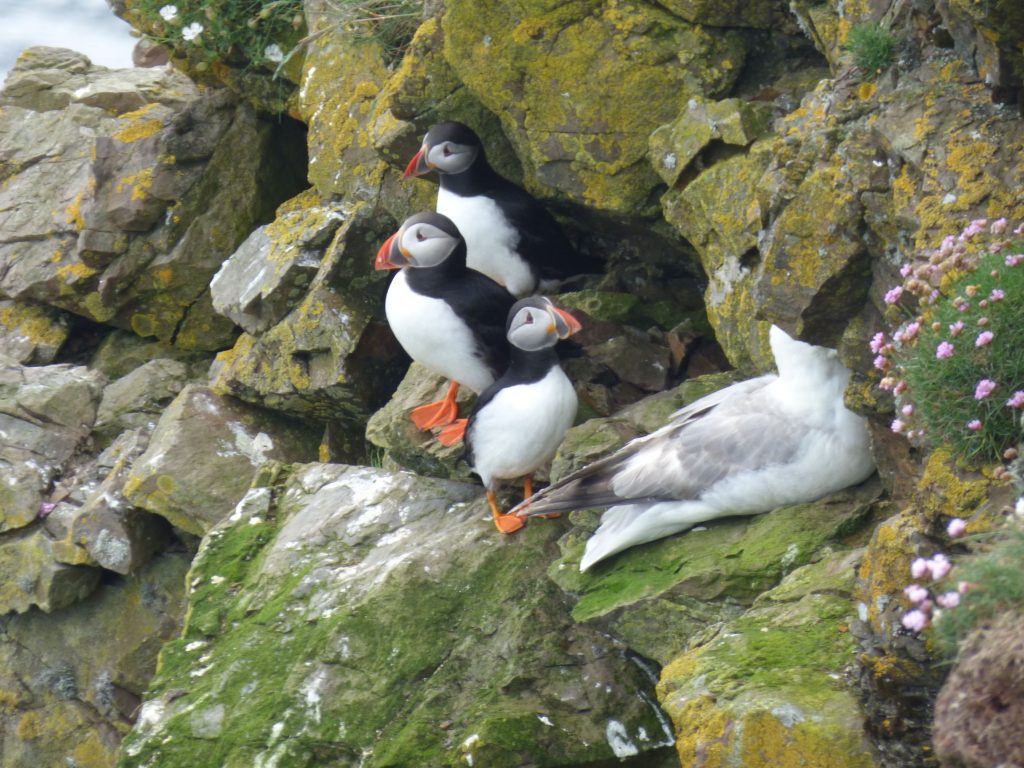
left=512, top=325, right=876, bottom=570
left=376, top=211, right=517, bottom=430
left=404, top=121, right=600, bottom=297
left=438, top=297, right=581, bottom=534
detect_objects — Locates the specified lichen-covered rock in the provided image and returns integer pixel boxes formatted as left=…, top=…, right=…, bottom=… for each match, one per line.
left=122, top=385, right=320, bottom=535
left=89, top=330, right=211, bottom=381
left=0, top=47, right=304, bottom=351
left=657, top=549, right=877, bottom=768
left=0, top=550, right=189, bottom=767
left=933, top=611, right=1024, bottom=767
left=442, top=0, right=748, bottom=214
left=94, top=358, right=190, bottom=446
left=210, top=201, right=405, bottom=438
left=210, top=189, right=343, bottom=335
left=649, top=96, right=772, bottom=187
left=0, top=527, right=101, bottom=614
left=937, top=0, right=1024, bottom=94
left=0, top=299, right=70, bottom=364
left=118, top=463, right=677, bottom=767
left=0, top=356, right=105, bottom=532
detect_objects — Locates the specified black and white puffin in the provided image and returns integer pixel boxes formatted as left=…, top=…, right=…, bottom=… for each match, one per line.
left=404, top=121, right=600, bottom=297
left=438, top=297, right=581, bottom=534
left=375, top=211, right=517, bottom=430
left=512, top=325, right=876, bottom=570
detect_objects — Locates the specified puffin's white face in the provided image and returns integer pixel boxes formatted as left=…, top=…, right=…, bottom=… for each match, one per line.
left=399, top=220, right=459, bottom=268
left=507, top=298, right=582, bottom=351
left=425, top=140, right=478, bottom=175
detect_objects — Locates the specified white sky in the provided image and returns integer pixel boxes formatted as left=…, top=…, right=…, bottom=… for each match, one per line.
left=0, top=0, right=137, bottom=81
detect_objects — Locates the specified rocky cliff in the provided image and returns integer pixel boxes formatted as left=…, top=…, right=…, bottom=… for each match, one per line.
left=0, top=0, right=1022, bottom=766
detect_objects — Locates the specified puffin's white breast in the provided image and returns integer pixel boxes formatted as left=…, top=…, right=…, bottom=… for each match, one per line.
left=437, top=187, right=535, bottom=297
left=385, top=270, right=495, bottom=393
left=469, top=367, right=577, bottom=487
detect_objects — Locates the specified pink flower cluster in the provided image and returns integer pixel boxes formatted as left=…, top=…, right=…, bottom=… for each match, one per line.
left=875, top=217, right=1024, bottom=447
left=902, top=525, right=968, bottom=633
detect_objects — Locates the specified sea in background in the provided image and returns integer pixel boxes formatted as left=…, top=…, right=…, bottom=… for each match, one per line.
left=0, top=0, right=137, bottom=81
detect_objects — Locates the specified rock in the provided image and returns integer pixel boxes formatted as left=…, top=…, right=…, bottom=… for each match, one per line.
left=94, top=359, right=190, bottom=446
left=0, top=527, right=101, bottom=614
left=365, top=363, right=476, bottom=480
left=122, top=385, right=320, bottom=535
left=90, top=330, right=211, bottom=381
left=656, top=0, right=781, bottom=28
left=0, top=300, right=70, bottom=364
left=442, top=1, right=748, bottom=214
left=657, top=549, right=878, bottom=768
left=210, top=190, right=345, bottom=335
left=0, top=550, right=189, bottom=766
left=933, top=612, right=1024, bottom=767
left=118, top=463, right=677, bottom=767
left=649, top=96, right=772, bottom=187
left=0, top=48, right=305, bottom=351
left=210, top=200, right=405, bottom=436
left=0, top=357, right=105, bottom=533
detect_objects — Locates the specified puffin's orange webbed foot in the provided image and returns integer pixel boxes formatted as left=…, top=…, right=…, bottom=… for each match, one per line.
left=488, top=490, right=525, bottom=534
left=521, top=478, right=560, bottom=519
left=410, top=382, right=460, bottom=430
left=436, top=418, right=468, bottom=446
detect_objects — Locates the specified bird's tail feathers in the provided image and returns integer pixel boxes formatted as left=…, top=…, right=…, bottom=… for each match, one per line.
left=579, top=505, right=651, bottom=571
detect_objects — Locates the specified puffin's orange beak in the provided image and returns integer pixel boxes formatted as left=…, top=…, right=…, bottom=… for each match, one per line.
left=375, top=232, right=405, bottom=270
left=551, top=306, right=582, bottom=338
left=404, top=146, right=431, bottom=178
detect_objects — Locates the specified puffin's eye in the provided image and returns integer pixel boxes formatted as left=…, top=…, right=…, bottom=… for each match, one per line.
left=415, top=229, right=426, bottom=242
left=524, top=311, right=534, bottom=324
left=442, top=144, right=452, bottom=157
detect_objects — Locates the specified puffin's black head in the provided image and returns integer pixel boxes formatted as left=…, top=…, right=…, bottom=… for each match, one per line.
left=404, top=121, right=483, bottom=178
left=506, top=297, right=582, bottom=351
left=375, top=212, right=464, bottom=271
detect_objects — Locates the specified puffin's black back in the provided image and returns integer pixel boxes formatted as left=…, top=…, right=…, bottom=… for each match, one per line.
left=404, top=239, right=517, bottom=378
left=436, top=125, right=601, bottom=282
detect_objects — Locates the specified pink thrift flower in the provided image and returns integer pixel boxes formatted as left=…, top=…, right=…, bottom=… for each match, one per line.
left=991, top=217, right=1008, bottom=234
left=1006, top=253, right=1023, bottom=267
left=893, top=380, right=908, bottom=396
left=870, top=332, right=887, bottom=354
left=946, top=518, right=967, bottom=538
left=990, top=288, right=1005, bottom=301
left=974, top=379, right=996, bottom=399
left=900, top=263, right=913, bottom=277
left=902, top=609, right=929, bottom=632
left=891, top=418, right=905, bottom=434
left=967, top=419, right=983, bottom=431
left=949, top=320, right=964, bottom=337
left=978, top=316, right=989, bottom=326
left=904, top=584, right=930, bottom=604
left=873, top=355, right=889, bottom=371
left=901, top=403, right=914, bottom=416
left=911, top=557, right=930, bottom=579
left=1015, top=222, right=1024, bottom=235
left=975, top=331, right=994, bottom=347
left=959, top=220, right=986, bottom=241
left=936, top=591, right=961, bottom=609
left=1007, top=391, right=1024, bottom=409
left=936, top=341, right=954, bottom=359
left=884, top=286, right=904, bottom=304
left=958, top=581, right=976, bottom=594
left=928, top=554, right=952, bottom=580
left=965, top=285, right=978, bottom=297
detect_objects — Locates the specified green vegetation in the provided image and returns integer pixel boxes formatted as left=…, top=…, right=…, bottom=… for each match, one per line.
left=935, top=525, right=1024, bottom=656
left=844, top=23, right=898, bottom=77
left=900, top=247, right=1024, bottom=464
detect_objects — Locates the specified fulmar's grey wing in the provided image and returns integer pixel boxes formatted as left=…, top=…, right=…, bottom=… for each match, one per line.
left=514, top=375, right=787, bottom=517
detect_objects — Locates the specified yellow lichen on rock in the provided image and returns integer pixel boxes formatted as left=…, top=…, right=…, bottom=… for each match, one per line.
left=112, top=103, right=165, bottom=144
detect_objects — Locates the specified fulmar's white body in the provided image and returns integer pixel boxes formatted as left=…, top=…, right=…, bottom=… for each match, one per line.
left=516, top=325, right=876, bottom=571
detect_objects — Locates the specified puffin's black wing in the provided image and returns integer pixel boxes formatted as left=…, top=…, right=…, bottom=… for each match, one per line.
left=449, top=269, right=517, bottom=376
left=486, top=178, right=602, bottom=282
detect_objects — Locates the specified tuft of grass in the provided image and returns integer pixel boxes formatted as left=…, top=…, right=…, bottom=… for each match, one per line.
left=319, top=0, right=423, bottom=63
left=934, top=525, right=1024, bottom=657
left=844, top=23, right=898, bottom=77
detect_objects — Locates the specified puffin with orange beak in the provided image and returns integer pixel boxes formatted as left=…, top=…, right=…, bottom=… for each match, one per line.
left=404, top=121, right=600, bottom=297
left=376, top=211, right=516, bottom=431
left=438, top=296, right=581, bottom=533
